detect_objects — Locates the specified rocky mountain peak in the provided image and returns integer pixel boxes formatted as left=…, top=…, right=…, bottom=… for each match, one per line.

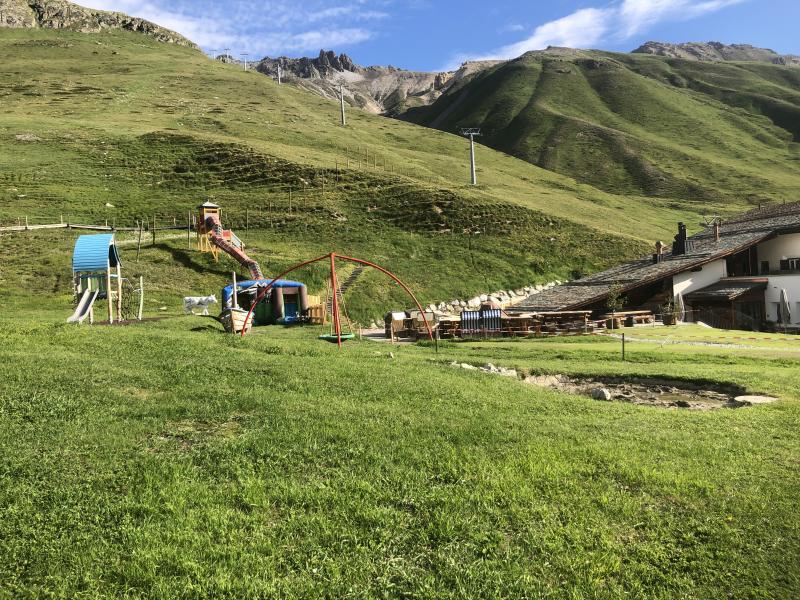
left=632, top=41, right=800, bottom=66
left=0, top=0, right=198, bottom=48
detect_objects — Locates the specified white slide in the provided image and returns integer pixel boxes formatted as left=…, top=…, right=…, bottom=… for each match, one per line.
left=67, top=289, right=99, bottom=324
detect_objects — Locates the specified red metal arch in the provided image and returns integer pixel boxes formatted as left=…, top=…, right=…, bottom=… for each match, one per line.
left=240, top=252, right=433, bottom=347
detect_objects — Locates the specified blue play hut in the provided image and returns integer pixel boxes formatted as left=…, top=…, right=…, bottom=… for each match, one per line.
left=71, top=234, right=122, bottom=324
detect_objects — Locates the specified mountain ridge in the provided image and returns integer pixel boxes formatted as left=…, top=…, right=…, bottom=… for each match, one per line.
left=0, top=0, right=197, bottom=48
left=255, top=49, right=500, bottom=115
left=632, top=41, right=800, bottom=66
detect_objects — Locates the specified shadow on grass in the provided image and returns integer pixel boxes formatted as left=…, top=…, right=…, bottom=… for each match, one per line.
left=155, top=243, right=231, bottom=277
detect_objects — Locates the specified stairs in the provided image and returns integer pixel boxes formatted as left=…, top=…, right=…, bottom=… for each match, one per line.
left=326, top=265, right=366, bottom=313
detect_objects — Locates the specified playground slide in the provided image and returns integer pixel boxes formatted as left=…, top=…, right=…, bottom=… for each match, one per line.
left=67, top=289, right=99, bottom=324
left=205, top=214, right=264, bottom=280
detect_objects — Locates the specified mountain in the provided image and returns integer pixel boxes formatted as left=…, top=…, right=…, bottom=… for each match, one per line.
left=255, top=50, right=498, bottom=115
left=3, top=24, right=701, bottom=320
left=0, top=0, right=197, bottom=48
left=633, top=41, right=800, bottom=66
left=400, top=46, right=800, bottom=204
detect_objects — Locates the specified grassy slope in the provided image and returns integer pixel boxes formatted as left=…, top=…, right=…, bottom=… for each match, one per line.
left=402, top=50, right=800, bottom=204
left=0, top=29, right=725, bottom=321
left=1, top=317, right=798, bottom=597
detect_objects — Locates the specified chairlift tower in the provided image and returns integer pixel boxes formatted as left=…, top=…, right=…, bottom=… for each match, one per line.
left=241, top=53, right=249, bottom=71
left=460, top=128, right=481, bottom=185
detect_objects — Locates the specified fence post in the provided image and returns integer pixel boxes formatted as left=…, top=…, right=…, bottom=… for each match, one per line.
left=151, top=214, right=156, bottom=246
left=187, top=211, right=192, bottom=248
left=136, top=220, right=143, bottom=262
left=138, top=276, right=144, bottom=321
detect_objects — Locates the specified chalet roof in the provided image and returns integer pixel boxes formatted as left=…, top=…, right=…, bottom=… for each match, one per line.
left=512, top=202, right=800, bottom=312
left=684, top=278, right=768, bottom=302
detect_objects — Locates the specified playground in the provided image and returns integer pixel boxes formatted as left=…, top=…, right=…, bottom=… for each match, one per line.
left=64, top=201, right=434, bottom=347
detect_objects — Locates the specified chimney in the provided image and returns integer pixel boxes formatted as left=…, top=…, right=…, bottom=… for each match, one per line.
left=653, top=240, right=665, bottom=264
left=672, top=222, right=688, bottom=256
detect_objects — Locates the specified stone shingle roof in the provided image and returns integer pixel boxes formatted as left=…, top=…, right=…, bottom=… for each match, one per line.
left=684, top=278, right=767, bottom=301
left=513, top=202, right=800, bottom=312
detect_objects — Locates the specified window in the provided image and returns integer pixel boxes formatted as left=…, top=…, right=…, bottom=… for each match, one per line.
left=779, top=258, right=800, bottom=271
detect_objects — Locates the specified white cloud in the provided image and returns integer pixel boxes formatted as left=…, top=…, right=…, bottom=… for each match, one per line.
left=74, top=0, right=388, bottom=55
left=458, top=0, right=746, bottom=65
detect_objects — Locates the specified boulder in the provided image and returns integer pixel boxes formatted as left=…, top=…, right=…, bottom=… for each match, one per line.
left=591, top=388, right=612, bottom=401
left=480, top=294, right=489, bottom=302
left=467, top=297, right=481, bottom=308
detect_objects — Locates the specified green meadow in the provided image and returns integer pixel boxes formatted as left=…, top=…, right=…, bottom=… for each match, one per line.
left=1, top=317, right=799, bottom=597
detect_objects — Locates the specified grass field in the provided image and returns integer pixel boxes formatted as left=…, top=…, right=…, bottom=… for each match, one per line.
left=1, top=316, right=798, bottom=597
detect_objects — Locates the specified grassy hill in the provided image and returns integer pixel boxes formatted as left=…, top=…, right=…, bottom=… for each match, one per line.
left=0, top=28, right=723, bottom=320
left=401, top=48, right=800, bottom=204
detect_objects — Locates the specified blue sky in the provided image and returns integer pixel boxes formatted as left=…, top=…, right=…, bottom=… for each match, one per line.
left=80, top=0, right=800, bottom=71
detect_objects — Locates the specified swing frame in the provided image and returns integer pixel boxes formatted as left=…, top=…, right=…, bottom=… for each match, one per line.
left=240, top=252, right=434, bottom=347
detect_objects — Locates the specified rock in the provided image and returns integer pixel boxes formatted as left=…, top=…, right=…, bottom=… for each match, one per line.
left=14, top=133, right=42, bottom=142
left=467, top=297, right=481, bottom=308
left=480, top=294, right=489, bottom=302
left=734, top=395, right=778, bottom=405
left=459, top=301, right=467, bottom=307
left=591, top=388, right=612, bottom=401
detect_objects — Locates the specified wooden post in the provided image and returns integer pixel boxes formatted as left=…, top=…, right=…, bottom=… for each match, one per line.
left=269, top=201, right=273, bottom=228
left=187, top=211, right=192, bottom=248
left=106, top=268, right=113, bottom=324
left=622, top=333, right=626, bottom=361
left=289, top=189, right=292, bottom=212
left=25, top=215, right=29, bottom=230
left=138, top=276, right=144, bottom=321
left=330, top=253, right=342, bottom=348
left=116, top=263, right=123, bottom=322
left=136, top=220, right=143, bottom=262
left=151, top=214, right=156, bottom=245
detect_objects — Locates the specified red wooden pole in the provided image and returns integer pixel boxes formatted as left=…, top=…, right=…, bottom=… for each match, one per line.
left=330, top=252, right=343, bottom=348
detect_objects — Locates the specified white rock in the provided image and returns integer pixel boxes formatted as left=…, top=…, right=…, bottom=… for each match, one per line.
left=591, top=388, right=612, bottom=401
left=467, top=297, right=481, bottom=308
left=480, top=294, right=489, bottom=302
